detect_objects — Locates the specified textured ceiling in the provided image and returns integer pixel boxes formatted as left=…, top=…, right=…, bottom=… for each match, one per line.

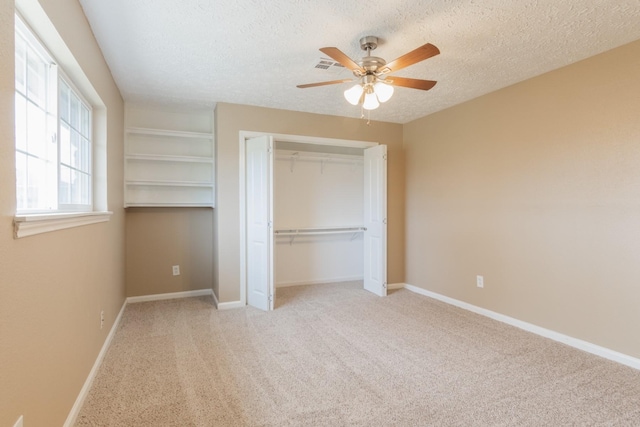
left=79, top=0, right=640, bottom=124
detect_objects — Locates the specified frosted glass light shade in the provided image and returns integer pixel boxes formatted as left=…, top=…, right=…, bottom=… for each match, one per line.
left=362, top=91, right=380, bottom=110
left=374, top=81, right=394, bottom=103
left=344, top=84, right=364, bottom=105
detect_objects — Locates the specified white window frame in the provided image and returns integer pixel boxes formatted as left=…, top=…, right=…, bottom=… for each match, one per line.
left=57, top=71, right=94, bottom=212
left=13, top=11, right=111, bottom=238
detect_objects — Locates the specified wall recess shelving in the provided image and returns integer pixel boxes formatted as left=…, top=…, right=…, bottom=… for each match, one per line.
left=124, top=108, right=215, bottom=208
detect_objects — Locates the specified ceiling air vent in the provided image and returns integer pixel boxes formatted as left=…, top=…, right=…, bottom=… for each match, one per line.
left=312, top=58, right=346, bottom=75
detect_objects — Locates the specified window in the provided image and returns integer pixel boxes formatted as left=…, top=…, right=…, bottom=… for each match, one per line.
left=14, top=15, right=92, bottom=214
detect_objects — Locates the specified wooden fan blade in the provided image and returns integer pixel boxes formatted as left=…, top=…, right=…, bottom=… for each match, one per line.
left=319, top=47, right=364, bottom=73
left=381, top=43, right=440, bottom=74
left=297, top=79, right=353, bottom=89
left=388, top=76, right=437, bottom=91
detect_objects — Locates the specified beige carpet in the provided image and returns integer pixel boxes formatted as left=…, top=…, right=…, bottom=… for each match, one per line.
left=75, top=282, right=640, bottom=426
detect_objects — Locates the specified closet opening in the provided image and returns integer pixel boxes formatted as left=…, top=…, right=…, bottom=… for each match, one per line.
left=239, top=132, right=387, bottom=311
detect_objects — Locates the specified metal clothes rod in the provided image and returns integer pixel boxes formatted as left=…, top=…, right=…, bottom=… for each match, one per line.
left=274, top=226, right=366, bottom=235
left=274, top=226, right=366, bottom=245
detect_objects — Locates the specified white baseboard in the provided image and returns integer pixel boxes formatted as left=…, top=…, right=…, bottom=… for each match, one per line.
left=399, top=283, right=640, bottom=371
left=63, top=300, right=127, bottom=427
left=217, top=300, right=245, bottom=310
left=211, top=288, right=244, bottom=310
left=126, top=288, right=213, bottom=304
left=212, top=288, right=220, bottom=308
left=276, top=275, right=364, bottom=288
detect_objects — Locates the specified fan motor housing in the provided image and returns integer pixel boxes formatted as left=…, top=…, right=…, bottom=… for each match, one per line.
left=358, top=56, right=386, bottom=73
left=357, top=36, right=386, bottom=74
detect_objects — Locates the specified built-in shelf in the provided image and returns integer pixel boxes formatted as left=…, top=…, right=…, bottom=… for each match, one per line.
left=125, top=154, right=214, bottom=163
left=126, top=126, right=213, bottom=139
left=124, top=122, right=214, bottom=208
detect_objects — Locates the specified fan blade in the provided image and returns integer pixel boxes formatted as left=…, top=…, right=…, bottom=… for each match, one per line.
left=380, top=43, right=440, bottom=74
left=319, top=47, right=364, bottom=73
left=297, top=79, right=353, bottom=89
left=388, top=76, right=437, bottom=91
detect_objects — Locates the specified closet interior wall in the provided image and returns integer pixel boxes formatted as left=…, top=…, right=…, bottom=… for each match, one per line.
left=274, top=142, right=365, bottom=287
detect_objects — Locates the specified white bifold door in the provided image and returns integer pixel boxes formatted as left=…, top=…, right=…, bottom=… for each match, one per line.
left=245, top=137, right=387, bottom=311
left=364, top=144, right=387, bottom=297
left=245, top=135, right=274, bottom=310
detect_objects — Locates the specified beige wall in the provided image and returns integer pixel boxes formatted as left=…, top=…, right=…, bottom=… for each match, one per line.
left=215, top=103, right=404, bottom=302
left=126, top=208, right=213, bottom=297
left=0, top=1, right=125, bottom=426
left=404, top=39, right=640, bottom=358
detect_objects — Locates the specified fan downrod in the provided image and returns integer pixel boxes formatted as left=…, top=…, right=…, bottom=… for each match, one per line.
left=357, top=36, right=386, bottom=73
left=359, top=36, right=379, bottom=52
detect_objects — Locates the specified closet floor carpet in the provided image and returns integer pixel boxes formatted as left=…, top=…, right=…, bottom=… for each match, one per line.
left=75, top=281, right=640, bottom=426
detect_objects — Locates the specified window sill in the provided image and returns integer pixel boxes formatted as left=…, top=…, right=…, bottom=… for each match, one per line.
left=14, top=211, right=113, bottom=239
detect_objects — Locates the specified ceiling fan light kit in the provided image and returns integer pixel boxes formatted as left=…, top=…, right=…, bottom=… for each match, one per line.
left=298, top=36, right=440, bottom=113
left=343, top=84, right=364, bottom=105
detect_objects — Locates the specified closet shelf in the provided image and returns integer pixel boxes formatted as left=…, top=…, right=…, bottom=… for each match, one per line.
left=126, top=127, right=213, bottom=139
left=276, top=150, right=363, bottom=173
left=126, top=154, right=214, bottom=163
left=126, top=180, right=213, bottom=187
left=124, top=202, right=213, bottom=208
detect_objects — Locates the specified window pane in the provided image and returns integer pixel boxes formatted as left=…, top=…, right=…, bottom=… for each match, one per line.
left=70, top=130, right=80, bottom=169
left=60, top=122, right=71, bottom=166
left=15, top=94, right=27, bottom=152
left=15, top=36, right=26, bottom=94
left=80, top=105, right=90, bottom=138
left=26, top=101, right=47, bottom=158
left=80, top=137, right=91, bottom=172
left=26, top=155, right=48, bottom=209
left=15, top=152, right=27, bottom=209
left=59, top=81, right=69, bottom=123
left=81, top=172, right=90, bottom=204
left=26, top=53, right=47, bottom=108
left=59, top=165, right=70, bottom=205
left=70, top=92, right=79, bottom=130
left=71, top=169, right=81, bottom=204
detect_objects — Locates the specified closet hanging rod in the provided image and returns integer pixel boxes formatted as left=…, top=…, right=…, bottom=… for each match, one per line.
left=274, top=226, right=366, bottom=236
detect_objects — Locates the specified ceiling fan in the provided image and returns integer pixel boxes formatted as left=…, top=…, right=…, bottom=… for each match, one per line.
left=297, top=36, right=440, bottom=110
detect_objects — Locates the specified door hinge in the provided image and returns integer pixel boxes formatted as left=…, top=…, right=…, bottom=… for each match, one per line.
left=383, top=218, right=387, bottom=224
left=268, top=221, right=273, bottom=228
left=383, top=154, right=387, bottom=160
left=383, top=282, right=387, bottom=289
left=269, top=294, right=274, bottom=302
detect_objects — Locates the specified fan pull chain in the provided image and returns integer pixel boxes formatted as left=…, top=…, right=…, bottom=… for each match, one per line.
left=359, top=105, right=372, bottom=126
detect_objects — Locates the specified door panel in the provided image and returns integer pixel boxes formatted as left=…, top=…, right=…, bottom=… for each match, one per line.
left=364, top=145, right=387, bottom=296
left=246, top=135, right=274, bottom=310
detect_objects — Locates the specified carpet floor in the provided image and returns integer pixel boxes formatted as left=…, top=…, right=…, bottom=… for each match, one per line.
left=75, top=282, right=640, bottom=426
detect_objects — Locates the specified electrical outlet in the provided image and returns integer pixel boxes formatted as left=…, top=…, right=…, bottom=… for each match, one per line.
left=476, top=275, right=484, bottom=288
left=100, top=310, right=104, bottom=329
left=172, top=265, right=180, bottom=276
left=13, top=415, right=23, bottom=427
